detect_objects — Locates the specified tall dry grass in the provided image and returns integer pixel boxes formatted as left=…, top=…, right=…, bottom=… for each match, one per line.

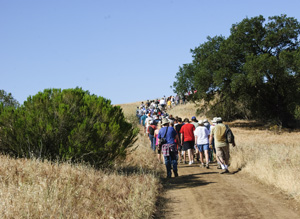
left=0, top=101, right=163, bottom=218
left=230, top=127, right=300, bottom=201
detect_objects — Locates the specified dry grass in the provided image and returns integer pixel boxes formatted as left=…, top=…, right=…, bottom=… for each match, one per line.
left=0, top=101, right=163, bottom=218
left=230, top=126, right=300, bottom=202
left=167, top=102, right=198, bottom=120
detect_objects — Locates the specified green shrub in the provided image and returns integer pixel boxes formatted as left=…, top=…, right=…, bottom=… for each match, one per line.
left=0, top=88, right=138, bottom=167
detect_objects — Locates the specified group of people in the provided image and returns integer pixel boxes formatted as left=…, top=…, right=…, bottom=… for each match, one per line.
left=136, top=99, right=236, bottom=178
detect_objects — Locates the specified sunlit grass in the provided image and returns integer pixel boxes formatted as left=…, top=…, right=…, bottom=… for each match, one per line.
left=0, top=101, right=163, bottom=218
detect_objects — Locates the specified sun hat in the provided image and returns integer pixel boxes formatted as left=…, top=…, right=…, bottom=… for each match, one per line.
left=162, top=118, right=169, bottom=125
left=198, top=120, right=204, bottom=125
left=216, top=117, right=222, bottom=122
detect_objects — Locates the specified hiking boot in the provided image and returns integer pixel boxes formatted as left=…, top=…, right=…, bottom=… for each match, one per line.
left=184, top=161, right=187, bottom=164
left=174, top=172, right=179, bottom=177
left=220, top=169, right=229, bottom=174
left=206, top=164, right=209, bottom=169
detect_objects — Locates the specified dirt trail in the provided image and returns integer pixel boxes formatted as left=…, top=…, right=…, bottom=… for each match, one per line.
left=160, top=162, right=300, bottom=219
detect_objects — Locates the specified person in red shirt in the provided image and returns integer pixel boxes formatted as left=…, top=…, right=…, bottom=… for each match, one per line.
left=180, top=118, right=195, bottom=165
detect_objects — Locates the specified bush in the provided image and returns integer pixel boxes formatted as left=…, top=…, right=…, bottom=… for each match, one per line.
left=0, top=88, right=138, bottom=167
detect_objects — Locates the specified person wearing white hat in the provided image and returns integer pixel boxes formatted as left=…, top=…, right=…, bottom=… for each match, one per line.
left=194, top=120, right=210, bottom=168
left=158, top=118, right=180, bottom=178
left=209, top=117, right=235, bottom=174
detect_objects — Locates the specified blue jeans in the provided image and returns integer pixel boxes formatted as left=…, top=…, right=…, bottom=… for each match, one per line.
left=164, top=152, right=178, bottom=177
left=149, top=134, right=156, bottom=151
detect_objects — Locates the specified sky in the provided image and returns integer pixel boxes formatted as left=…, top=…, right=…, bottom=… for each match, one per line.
left=1, top=0, right=300, bottom=105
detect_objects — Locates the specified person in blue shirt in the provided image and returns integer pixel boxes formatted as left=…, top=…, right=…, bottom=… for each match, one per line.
left=158, top=118, right=180, bottom=178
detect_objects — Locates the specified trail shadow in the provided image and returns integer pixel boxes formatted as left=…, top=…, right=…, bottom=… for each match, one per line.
left=161, top=172, right=216, bottom=191
left=229, top=168, right=242, bottom=175
left=115, top=165, right=162, bottom=176
left=154, top=169, right=217, bottom=218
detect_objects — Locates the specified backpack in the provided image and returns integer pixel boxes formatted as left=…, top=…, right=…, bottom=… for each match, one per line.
left=225, top=125, right=235, bottom=144
left=148, top=126, right=155, bottom=135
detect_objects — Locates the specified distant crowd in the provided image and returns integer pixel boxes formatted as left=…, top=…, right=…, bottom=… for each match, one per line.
left=136, top=96, right=236, bottom=178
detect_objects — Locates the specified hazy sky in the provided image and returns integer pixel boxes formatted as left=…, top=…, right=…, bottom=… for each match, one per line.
left=1, top=0, right=299, bottom=104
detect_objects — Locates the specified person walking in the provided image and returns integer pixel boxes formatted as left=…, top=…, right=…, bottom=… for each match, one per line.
left=194, top=120, right=210, bottom=168
left=175, top=117, right=184, bottom=163
left=154, top=122, right=163, bottom=163
left=191, top=116, right=200, bottom=162
left=158, top=118, right=180, bottom=178
left=180, top=118, right=195, bottom=165
left=148, top=120, right=156, bottom=152
left=209, top=117, right=235, bottom=174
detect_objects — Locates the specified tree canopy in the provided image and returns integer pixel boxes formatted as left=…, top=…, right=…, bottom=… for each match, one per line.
left=173, top=14, right=300, bottom=127
left=0, top=90, right=19, bottom=108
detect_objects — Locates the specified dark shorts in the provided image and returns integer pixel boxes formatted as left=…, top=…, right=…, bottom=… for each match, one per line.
left=183, top=141, right=194, bottom=151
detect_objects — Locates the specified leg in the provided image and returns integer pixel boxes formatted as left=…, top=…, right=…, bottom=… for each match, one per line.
left=164, top=155, right=172, bottom=178
left=204, top=150, right=209, bottom=165
left=171, top=152, right=178, bottom=177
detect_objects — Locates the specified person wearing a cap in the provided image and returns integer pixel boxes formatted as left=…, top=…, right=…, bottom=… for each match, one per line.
left=203, top=118, right=210, bottom=131
left=209, top=117, right=234, bottom=174
left=180, top=118, right=196, bottom=165
left=191, top=116, right=199, bottom=128
left=194, top=120, right=210, bottom=168
left=158, top=117, right=180, bottom=178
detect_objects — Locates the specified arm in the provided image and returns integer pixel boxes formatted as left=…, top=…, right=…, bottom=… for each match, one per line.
left=175, top=134, right=180, bottom=146
left=180, top=133, right=184, bottom=146
left=209, top=134, right=213, bottom=148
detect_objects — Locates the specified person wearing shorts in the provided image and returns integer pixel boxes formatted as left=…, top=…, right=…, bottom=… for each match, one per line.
left=194, top=120, right=210, bottom=168
left=180, top=118, right=195, bottom=165
left=209, top=117, right=235, bottom=174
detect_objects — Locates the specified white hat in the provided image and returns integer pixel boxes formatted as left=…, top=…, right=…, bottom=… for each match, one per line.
left=162, top=118, right=169, bottom=125
left=216, top=117, right=222, bottom=122
left=203, top=119, right=208, bottom=123
left=198, top=120, right=204, bottom=125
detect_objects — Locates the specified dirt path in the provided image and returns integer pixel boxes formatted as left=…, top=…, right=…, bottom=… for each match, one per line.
left=160, top=162, right=300, bottom=219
